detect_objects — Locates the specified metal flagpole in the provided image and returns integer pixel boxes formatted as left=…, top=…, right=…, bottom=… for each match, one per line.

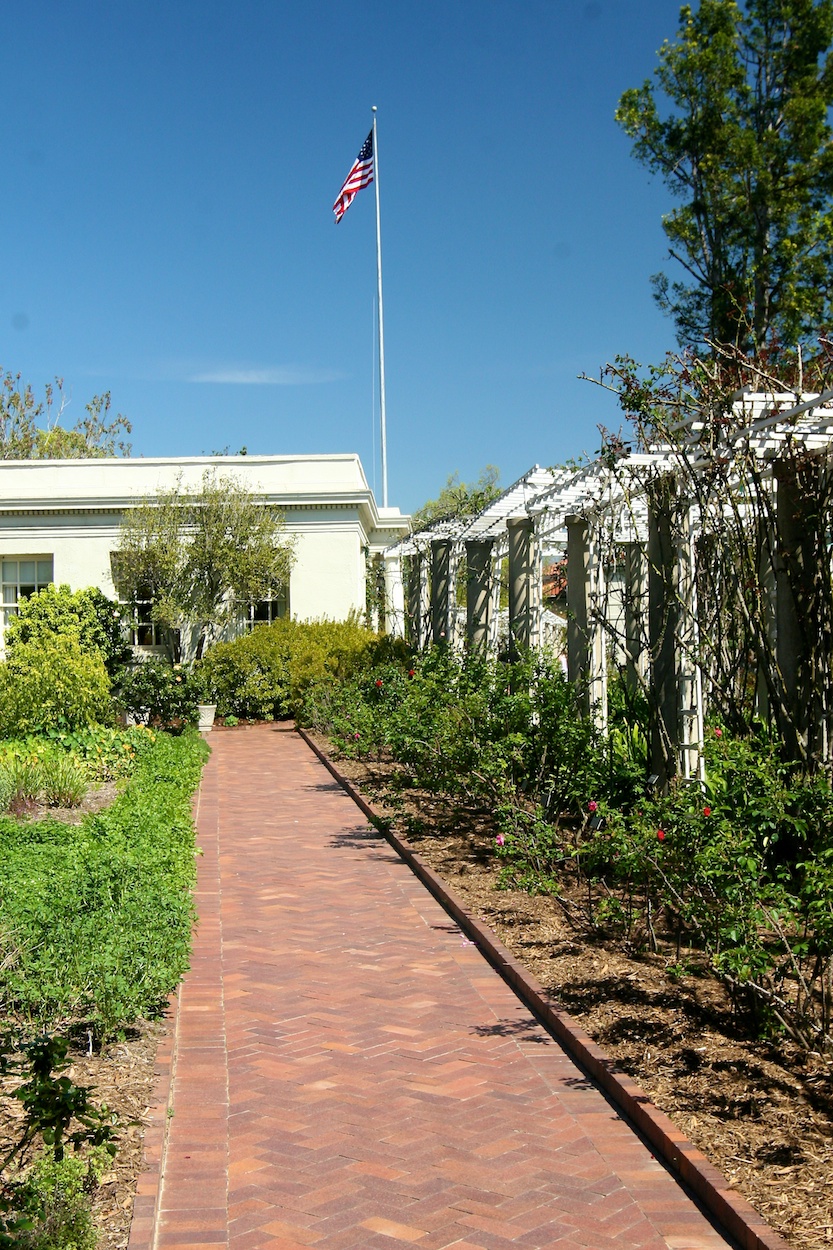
left=372, top=106, right=388, bottom=508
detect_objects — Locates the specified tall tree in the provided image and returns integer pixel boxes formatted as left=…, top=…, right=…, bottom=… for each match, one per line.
left=0, top=371, right=131, bottom=458
left=113, top=472, right=295, bottom=659
left=616, top=0, right=833, bottom=354
left=412, top=466, right=501, bottom=530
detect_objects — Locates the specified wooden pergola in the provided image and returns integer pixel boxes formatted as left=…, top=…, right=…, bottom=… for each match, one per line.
left=385, top=391, right=833, bottom=782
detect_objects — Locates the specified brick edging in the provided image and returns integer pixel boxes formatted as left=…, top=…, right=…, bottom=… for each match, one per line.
left=125, top=988, right=179, bottom=1250
left=297, top=725, right=791, bottom=1250
left=127, top=773, right=204, bottom=1249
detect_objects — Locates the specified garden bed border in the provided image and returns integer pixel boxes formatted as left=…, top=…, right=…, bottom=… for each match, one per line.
left=297, top=724, right=791, bottom=1250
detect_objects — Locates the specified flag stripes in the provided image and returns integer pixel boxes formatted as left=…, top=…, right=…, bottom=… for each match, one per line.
left=333, top=131, right=374, bottom=223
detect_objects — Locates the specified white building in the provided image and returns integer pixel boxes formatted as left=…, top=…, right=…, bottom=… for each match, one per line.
left=0, top=454, right=409, bottom=647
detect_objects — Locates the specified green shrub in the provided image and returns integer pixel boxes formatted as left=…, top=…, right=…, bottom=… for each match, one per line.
left=34, top=756, right=88, bottom=808
left=0, top=1032, right=116, bottom=1249
left=0, top=729, right=209, bottom=1037
left=5, top=585, right=131, bottom=677
left=115, top=659, right=199, bottom=729
left=11, top=1152, right=99, bottom=1250
left=0, top=638, right=112, bottom=738
left=0, top=749, right=87, bottom=811
left=200, top=617, right=389, bottom=721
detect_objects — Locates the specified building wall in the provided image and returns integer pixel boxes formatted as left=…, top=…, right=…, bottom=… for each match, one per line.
left=0, top=455, right=410, bottom=640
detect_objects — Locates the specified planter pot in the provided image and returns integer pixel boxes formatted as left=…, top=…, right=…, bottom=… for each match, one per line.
left=198, top=704, right=217, bottom=733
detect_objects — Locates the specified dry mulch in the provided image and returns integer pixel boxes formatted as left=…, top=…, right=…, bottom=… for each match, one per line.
left=0, top=1018, right=166, bottom=1250
left=313, top=737, right=833, bottom=1250
left=64, top=1021, right=166, bottom=1249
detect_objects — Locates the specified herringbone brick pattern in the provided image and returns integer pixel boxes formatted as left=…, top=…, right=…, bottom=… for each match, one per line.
left=144, top=724, right=737, bottom=1249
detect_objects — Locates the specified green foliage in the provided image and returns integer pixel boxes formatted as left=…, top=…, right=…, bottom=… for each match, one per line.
left=115, top=659, right=200, bottom=729
left=0, top=638, right=112, bottom=738
left=0, top=729, right=208, bottom=1037
left=412, top=466, right=501, bottom=530
left=617, top=0, right=833, bottom=352
left=39, top=724, right=156, bottom=783
left=5, top=585, right=131, bottom=677
left=0, top=1032, right=116, bottom=1248
left=0, top=751, right=86, bottom=812
left=112, top=470, right=295, bottom=658
left=10, top=1151, right=100, bottom=1250
left=201, top=617, right=391, bottom=721
left=0, top=372, right=130, bottom=462
left=302, top=647, right=638, bottom=822
left=0, top=728, right=153, bottom=816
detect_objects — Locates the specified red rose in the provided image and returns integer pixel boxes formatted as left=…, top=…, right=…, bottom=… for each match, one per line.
left=375, top=679, right=383, bottom=687
left=703, top=806, right=711, bottom=817
left=657, top=829, right=666, bottom=841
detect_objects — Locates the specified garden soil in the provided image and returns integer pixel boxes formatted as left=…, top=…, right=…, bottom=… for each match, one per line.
left=6, top=740, right=833, bottom=1249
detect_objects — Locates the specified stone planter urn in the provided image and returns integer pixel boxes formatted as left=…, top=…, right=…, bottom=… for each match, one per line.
left=197, top=704, right=217, bottom=733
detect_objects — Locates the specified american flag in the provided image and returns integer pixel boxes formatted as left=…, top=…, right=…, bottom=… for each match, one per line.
left=332, top=131, right=374, bottom=223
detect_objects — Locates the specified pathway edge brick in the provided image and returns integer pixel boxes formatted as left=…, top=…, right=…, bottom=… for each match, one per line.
left=127, top=784, right=202, bottom=1250
left=297, top=724, right=792, bottom=1250
left=126, top=988, right=180, bottom=1250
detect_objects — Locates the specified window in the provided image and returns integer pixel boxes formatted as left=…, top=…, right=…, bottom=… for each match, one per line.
left=124, top=588, right=179, bottom=652
left=244, top=587, right=289, bottom=630
left=1, top=558, right=53, bottom=628
left=130, top=596, right=164, bottom=648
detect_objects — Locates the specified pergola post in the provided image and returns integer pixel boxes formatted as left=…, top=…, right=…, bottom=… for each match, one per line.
left=418, top=551, right=431, bottom=648
left=565, top=514, right=607, bottom=730
left=383, top=553, right=405, bottom=638
left=431, top=538, right=453, bottom=646
left=405, top=553, right=421, bottom=647
left=623, top=541, right=648, bottom=692
left=676, top=508, right=703, bottom=781
left=507, top=516, right=536, bottom=660
left=648, top=478, right=678, bottom=789
left=566, top=516, right=589, bottom=687
left=774, top=460, right=821, bottom=761
left=489, top=548, right=503, bottom=650
left=465, top=538, right=495, bottom=654
left=755, top=517, right=777, bottom=720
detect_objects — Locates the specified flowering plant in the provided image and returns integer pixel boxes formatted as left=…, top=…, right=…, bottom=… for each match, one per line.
left=115, top=658, right=200, bottom=730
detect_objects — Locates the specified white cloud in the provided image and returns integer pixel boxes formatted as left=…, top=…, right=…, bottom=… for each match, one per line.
left=188, top=366, right=343, bottom=386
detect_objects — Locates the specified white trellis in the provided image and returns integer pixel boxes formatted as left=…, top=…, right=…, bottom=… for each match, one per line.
left=385, top=391, right=833, bottom=781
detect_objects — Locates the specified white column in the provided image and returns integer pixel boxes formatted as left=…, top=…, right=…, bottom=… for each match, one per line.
left=587, top=524, right=608, bottom=734
left=465, top=538, right=495, bottom=654
left=384, top=553, right=405, bottom=638
left=566, top=515, right=607, bottom=732
left=676, top=507, right=703, bottom=781
left=430, top=538, right=453, bottom=646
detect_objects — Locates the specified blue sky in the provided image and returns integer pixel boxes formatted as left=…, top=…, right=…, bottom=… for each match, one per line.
left=1, top=0, right=684, bottom=515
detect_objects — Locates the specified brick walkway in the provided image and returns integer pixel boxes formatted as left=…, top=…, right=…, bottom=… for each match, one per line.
left=130, top=724, right=743, bottom=1250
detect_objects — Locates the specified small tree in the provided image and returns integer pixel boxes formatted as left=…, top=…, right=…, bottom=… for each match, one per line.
left=113, top=472, right=296, bottom=659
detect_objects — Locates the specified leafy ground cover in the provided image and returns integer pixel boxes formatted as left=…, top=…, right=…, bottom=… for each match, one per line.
left=0, top=727, right=208, bottom=1247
